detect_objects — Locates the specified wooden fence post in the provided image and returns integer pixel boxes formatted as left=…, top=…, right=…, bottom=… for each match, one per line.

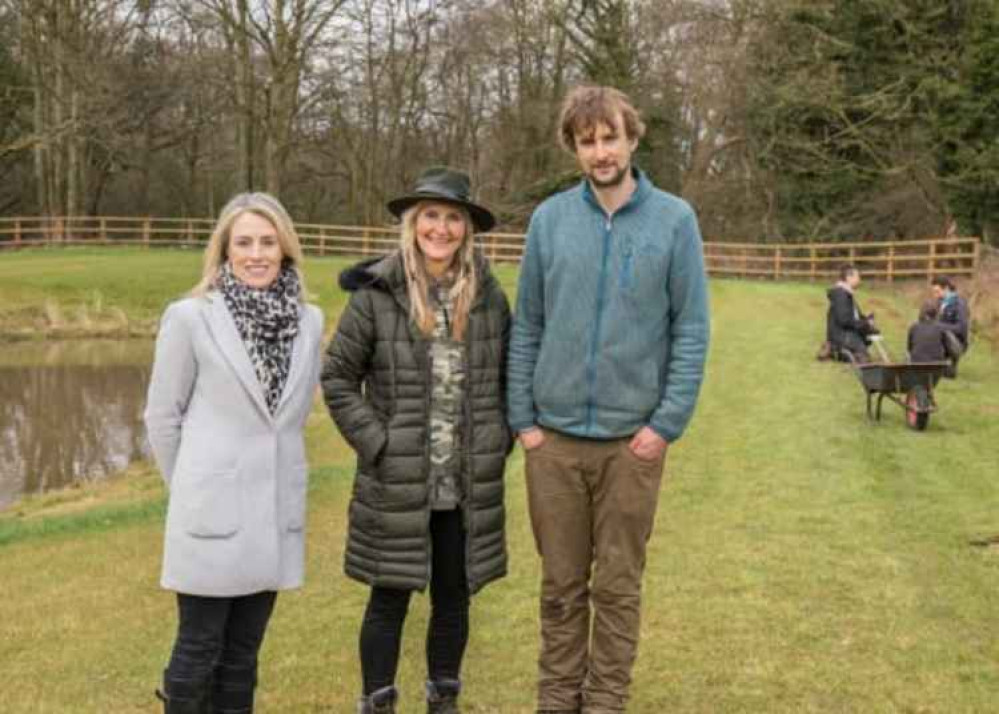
left=186, top=219, right=194, bottom=245
left=774, top=247, right=782, bottom=280
left=929, top=240, right=936, bottom=279
left=14, top=218, right=21, bottom=246
left=810, top=247, right=816, bottom=282
left=972, top=239, right=980, bottom=273
left=142, top=218, right=151, bottom=247
left=55, top=217, right=65, bottom=243
left=100, top=217, right=108, bottom=244
left=887, top=244, right=895, bottom=282
left=319, top=228, right=327, bottom=256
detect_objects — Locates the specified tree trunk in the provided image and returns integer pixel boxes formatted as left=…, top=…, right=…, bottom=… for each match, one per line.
left=264, top=78, right=282, bottom=196
left=32, top=75, right=47, bottom=215
left=234, top=0, right=254, bottom=191
left=66, top=86, right=80, bottom=218
left=52, top=1, right=65, bottom=216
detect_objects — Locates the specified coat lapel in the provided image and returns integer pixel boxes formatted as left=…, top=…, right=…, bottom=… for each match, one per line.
left=206, top=295, right=273, bottom=422
left=275, top=305, right=309, bottom=415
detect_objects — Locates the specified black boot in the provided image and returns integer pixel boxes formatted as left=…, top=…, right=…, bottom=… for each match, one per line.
left=213, top=661, right=257, bottom=714
left=426, top=679, right=461, bottom=714
left=157, top=670, right=211, bottom=714
left=357, top=685, right=398, bottom=713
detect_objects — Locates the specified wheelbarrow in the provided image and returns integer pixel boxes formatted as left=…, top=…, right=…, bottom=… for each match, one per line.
left=848, top=336, right=949, bottom=431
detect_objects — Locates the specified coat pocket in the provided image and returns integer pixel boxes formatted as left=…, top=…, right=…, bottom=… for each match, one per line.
left=284, top=464, right=309, bottom=532
left=182, top=470, right=240, bottom=538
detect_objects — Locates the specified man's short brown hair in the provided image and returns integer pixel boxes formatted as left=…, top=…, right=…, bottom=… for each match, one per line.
left=558, top=85, right=646, bottom=153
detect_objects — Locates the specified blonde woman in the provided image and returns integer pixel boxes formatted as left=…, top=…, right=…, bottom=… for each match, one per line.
left=144, top=192, right=324, bottom=713
left=322, top=168, right=512, bottom=714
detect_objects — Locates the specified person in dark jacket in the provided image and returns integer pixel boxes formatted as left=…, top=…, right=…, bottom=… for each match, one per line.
left=907, top=302, right=951, bottom=364
left=931, top=275, right=970, bottom=351
left=826, top=264, right=878, bottom=362
left=322, top=167, right=511, bottom=714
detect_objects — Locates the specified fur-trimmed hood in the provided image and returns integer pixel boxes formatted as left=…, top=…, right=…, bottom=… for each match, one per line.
left=337, top=249, right=501, bottom=309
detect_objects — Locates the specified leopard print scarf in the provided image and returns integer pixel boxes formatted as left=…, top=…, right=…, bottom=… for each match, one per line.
left=218, top=263, right=300, bottom=414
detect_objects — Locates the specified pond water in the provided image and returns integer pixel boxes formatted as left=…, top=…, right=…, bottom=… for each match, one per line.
left=0, top=340, right=153, bottom=510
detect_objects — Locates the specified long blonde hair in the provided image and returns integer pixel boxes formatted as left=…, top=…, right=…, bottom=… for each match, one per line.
left=190, top=192, right=308, bottom=300
left=400, top=201, right=478, bottom=341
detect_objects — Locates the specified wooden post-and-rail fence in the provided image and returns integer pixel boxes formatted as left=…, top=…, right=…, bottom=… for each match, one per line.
left=0, top=216, right=982, bottom=281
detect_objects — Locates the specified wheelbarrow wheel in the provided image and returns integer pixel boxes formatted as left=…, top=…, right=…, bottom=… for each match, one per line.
left=906, top=386, right=930, bottom=431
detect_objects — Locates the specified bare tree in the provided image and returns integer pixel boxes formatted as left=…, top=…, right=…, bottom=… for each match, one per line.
left=186, top=0, right=347, bottom=196
left=13, top=0, right=148, bottom=217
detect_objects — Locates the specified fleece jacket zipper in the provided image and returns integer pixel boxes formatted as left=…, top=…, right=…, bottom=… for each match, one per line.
left=585, top=214, right=614, bottom=433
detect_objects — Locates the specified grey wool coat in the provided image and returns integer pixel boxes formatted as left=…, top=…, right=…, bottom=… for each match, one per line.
left=322, top=251, right=512, bottom=594
left=144, top=293, right=324, bottom=597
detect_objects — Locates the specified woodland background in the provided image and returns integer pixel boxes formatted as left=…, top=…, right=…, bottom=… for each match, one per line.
left=2, top=0, right=998, bottom=244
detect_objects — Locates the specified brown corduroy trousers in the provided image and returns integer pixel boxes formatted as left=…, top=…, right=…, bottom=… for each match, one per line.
left=525, top=428, right=666, bottom=713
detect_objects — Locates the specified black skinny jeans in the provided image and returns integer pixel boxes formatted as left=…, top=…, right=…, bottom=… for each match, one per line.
left=360, top=508, right=470, bottom=694
left=165, top=591, right=277, bottom=707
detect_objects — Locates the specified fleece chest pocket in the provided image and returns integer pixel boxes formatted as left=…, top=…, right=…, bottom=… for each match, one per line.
left=283, top=464, right=309, bottom=532
left=182, top=470, right=241, bottom=538
left=618, top=239, right=669, bottom=294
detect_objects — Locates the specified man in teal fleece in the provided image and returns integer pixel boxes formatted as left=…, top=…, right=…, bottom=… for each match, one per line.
left=508, top=85, right=710, bottom=713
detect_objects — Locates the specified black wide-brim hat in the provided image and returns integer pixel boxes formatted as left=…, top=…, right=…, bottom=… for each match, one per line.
left=387, top=166, right=496, bottom=233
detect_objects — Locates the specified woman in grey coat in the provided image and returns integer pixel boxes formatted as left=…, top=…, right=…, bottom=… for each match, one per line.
left=144, top=193, right=324, bottom=714
left=322, top=168, right=512, bottom=714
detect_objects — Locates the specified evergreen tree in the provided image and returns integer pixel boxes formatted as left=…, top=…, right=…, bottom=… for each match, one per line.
left=934, top=1, right=999, bottom=244
left=747, top=0, right=988, bottom=241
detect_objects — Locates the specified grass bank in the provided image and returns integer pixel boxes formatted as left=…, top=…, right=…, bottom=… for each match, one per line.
left=1, top=250, right=998, bottom=712
left=0, top=247, right=373, bottom=340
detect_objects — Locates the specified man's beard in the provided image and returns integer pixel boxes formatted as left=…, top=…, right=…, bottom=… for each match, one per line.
left=588, top=162, right=630, bottom=188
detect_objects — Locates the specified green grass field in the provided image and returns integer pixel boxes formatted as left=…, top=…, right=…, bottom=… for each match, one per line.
left=1, top=249, right=998, bottom=713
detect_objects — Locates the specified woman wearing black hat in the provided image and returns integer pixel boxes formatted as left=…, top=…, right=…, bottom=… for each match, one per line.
left=321, top=167, right=512, bottom=713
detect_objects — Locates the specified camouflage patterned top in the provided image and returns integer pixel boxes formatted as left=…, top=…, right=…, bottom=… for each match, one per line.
left=428, top=281, right=466, bottom=510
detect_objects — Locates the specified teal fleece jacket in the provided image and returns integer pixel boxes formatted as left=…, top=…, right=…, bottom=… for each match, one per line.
left=507, top=168, right=710, bottom=442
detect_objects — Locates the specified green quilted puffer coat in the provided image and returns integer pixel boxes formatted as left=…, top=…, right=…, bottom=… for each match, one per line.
left=322, top=250, right=512, bottom=593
